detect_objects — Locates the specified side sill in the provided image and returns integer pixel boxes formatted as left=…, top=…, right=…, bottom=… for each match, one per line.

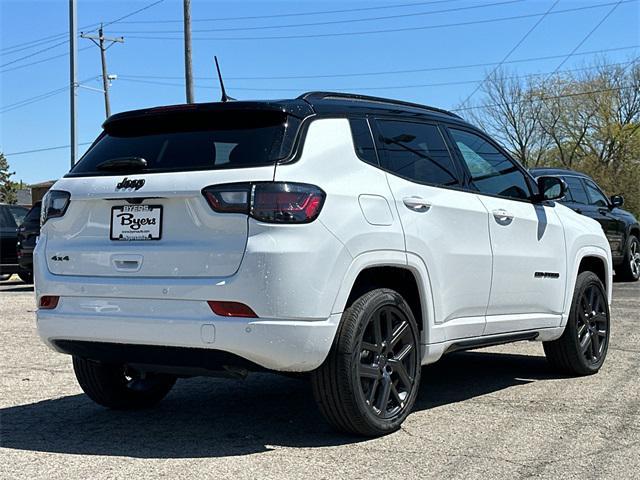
left=444, top=332, right=539, bottom=355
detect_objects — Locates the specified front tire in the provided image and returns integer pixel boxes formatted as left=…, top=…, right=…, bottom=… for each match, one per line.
left=73, top=356, right=176, bottom=409
left=543, top=272, right=610, bottom=376
left=311, top=288, right=421, bottom=436
left=617, top=235, right=640, bottom=282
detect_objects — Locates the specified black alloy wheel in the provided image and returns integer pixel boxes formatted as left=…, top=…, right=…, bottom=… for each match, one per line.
left=576, top=284, right=609, bottom=365
left=358, top=305, right=418, bottom=419
left=543, top=271, right=610, bottom=375
left=311, top=288, right=421, bottom=436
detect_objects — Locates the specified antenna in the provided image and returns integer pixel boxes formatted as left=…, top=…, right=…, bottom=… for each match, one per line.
left=214, top=56, right=235, bottom=102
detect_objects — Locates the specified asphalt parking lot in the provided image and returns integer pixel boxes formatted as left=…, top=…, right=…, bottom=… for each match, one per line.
left=0, top=278, right=638, bottom=480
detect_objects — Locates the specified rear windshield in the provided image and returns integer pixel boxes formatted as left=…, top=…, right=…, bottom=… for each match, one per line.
left=68, top=110, right=300, bottom=176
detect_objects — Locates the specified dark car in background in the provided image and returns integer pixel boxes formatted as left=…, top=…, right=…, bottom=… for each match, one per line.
left=0, top=203, right=30, bottom=283
left=16, top=201, right=41, bottom=283
left=531, top=168, right=640, bottom=281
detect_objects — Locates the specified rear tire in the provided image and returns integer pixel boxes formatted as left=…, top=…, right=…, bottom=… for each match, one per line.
left=617, top=235, right=640, bottom=282
left=73, top=356, right=176, bottom=409
left=18, top=271, right=33, bottom=284
left=311, top=288, right=421, bottom=436
left=543, top=272, right=610, bottom=376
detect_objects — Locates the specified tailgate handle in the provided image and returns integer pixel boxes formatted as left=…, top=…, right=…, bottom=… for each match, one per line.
left=112, top=255, right=143, bottom=272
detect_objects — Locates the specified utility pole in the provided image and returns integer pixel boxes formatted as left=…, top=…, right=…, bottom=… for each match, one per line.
left=183, top=0, right=195, bottom=103
left=80, top=25, right=124, bottom=118
left=69, top=0, right=77, bottom=168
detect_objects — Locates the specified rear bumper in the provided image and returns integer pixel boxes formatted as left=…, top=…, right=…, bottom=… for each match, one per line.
left=36, top=296, right=341, bottom=372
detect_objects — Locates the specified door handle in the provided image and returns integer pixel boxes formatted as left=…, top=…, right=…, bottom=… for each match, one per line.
left=492, top=209, right=514, bottom=223
left=403, top=196, right=431, bottom=212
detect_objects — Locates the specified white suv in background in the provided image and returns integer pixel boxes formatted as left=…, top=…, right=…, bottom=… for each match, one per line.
left=35, top=92, right=612, bottom=436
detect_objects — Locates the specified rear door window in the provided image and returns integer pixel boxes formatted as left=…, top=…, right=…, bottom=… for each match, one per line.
left=69, top=110, right=299, bottom=176
left=374, top=119, right=460, bottom=186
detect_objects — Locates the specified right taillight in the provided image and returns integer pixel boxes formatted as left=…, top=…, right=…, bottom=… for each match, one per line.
left=202, top=182, right=325, bottom=224
left=41, top=190, right=71, bottom=226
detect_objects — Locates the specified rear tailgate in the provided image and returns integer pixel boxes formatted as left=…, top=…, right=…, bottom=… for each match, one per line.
left=43, top=102, right=310, bottom=278
left=44, top=169, right=274, bottom=277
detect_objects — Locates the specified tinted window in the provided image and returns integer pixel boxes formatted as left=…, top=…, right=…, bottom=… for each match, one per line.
left=70, top=110, right=298, bottom=176
left=376, top=120, right=458, bottom=186
left=23, top=203, right=41, bottom=223
left=8, top=206, right=28, bottom=226
left=0, top=207, right=17, bottom=228
left=562, top=176, right=589, bottom=204
left=584, top=179, right=608, bottom=207
left=449, top=128, right=530, bottom=200
left=349, top=118, right=378, bottom=165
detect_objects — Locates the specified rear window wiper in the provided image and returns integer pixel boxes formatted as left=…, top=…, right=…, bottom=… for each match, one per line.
left=95, top=157, right=148, bottom=172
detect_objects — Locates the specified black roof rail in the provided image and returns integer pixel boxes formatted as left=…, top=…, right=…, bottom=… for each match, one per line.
left=298, top=91, right=462, bottom=119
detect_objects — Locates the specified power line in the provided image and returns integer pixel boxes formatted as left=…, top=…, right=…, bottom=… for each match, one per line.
left=0, top=46, right=92, bottom=74
left=6, top=84, right=635, bottom=158
left=460, top=0, right=560, bottom=105
left=116, top=0, right=464, bottom=24
left=2, top=33, right=70, bottom=55
left=116, top=60, right=636, bottom=93
left=122, top=0, right=636, bottom=41
left=0, top=76, right=100, bottom=115
left=0, top=0, right=163, bottom=56
left=112, top=0, right=520, bottom=34
left=102, top=0, right=165, bottom=28
left=117, top=45, right=639, bottom=81
left=549, top=0, right=625, bottom=75
left=0, top=39, right=68, bottom=69
left=5, top=142, right=94, bottom=157
left=453, top=86, right=637, bottom=113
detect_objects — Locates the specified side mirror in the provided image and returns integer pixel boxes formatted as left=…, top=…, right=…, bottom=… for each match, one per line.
left=535, top=176, right=566, bottom=202
left=610, top=194, right=624, bottom=208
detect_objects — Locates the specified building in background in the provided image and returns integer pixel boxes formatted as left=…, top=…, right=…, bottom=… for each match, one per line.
left=30, top=180, right=56, bottom=204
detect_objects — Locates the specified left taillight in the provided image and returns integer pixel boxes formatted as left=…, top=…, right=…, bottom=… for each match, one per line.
left=202, top=182, right=325, bottom=224
left=39, top=296, right=59, bottom=309
left=40, top=190, right=70, bottom=226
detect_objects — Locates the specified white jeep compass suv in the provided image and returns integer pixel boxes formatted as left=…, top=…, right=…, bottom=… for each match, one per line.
left=35, top=92, right=612, bottom=436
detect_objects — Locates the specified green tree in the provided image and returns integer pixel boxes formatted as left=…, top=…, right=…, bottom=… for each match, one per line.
left=0, top=152, right=18, bottom=204
left=460, top=58, right=640, bottom=218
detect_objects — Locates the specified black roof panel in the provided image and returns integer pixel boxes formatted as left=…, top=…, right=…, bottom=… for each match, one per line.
left=104, top=92, right=469, bottom=128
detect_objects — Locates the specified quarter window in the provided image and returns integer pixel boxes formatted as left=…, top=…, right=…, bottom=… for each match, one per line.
left=449, top=128, right=531, bottom=200
left=349, top=118, right=378, bottom=166
left=562, top=176, right=589, bottom=204
left=375, top=120, right=459, bottom=186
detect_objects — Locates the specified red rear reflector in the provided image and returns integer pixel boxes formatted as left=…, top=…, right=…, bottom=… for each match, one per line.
left=207, top=301, right=257, bottom=318
left=39, top=296, right=59, bottom=310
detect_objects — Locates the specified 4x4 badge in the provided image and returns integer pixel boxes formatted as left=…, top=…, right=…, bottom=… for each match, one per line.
left=116, top=178, right=145, bottom=190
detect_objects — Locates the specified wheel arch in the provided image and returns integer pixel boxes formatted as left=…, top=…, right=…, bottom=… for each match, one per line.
left=562, top=246, right=612, bottom=327
left=331, top=251, right=435, bottom=344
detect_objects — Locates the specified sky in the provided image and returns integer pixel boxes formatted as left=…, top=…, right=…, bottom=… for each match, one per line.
left=1, top=0, right=639, bottom=184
